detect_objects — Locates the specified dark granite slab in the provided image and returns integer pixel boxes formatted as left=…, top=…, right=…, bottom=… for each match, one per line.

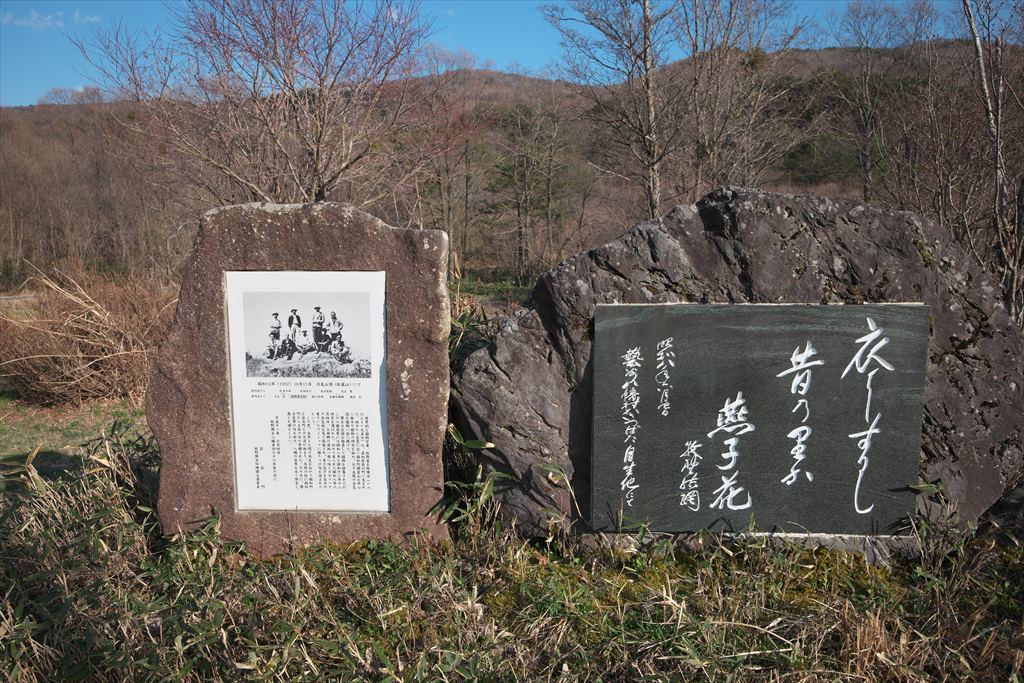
left=591, top=303, right=930, bottom=535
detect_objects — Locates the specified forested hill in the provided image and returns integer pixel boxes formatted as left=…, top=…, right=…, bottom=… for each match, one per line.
left=2, top=38, right=1021, bottom=327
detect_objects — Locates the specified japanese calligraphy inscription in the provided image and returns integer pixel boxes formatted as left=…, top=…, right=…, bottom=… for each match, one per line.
left=590, top=304, right=930, bottom=536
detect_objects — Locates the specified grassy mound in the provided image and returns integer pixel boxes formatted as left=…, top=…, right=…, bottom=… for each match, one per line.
left=1, top=424, right=1022, bottom=680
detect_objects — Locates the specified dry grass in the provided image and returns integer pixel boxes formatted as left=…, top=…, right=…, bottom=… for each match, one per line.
left=0, top=263, right=176, bottom=406
left=1, top=263, right=1020, bottom=680
left=448, top=256, right=498, bottom=367
left=1, top=424, right=1022, bottom=681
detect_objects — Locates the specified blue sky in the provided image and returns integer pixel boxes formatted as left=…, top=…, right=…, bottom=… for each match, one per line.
left=1, top=0, right=893, bottom=107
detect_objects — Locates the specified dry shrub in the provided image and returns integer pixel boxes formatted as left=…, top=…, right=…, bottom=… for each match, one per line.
left=0, top=263, right=176, bottom=405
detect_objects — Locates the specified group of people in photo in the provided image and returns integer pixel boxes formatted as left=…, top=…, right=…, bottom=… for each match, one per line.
left=268, top=306, right=350, bottom=362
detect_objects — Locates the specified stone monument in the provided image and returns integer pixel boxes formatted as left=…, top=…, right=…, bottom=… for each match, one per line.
left=149, top=203, right=450, bottom=556
left=451, top=187, right=1023, bottom=536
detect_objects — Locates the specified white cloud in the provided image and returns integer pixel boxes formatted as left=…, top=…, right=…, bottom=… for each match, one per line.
left=2, top=12, right=14, bottom=26
left=8, top=9, right=65, bottom=30
left=74, top=8, right=100, bottom=24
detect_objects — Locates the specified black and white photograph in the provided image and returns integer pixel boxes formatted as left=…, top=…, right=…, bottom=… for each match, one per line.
left=242, top=291, right=372, bottom=378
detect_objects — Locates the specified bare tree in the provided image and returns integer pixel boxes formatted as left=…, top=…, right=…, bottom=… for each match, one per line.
left=544, top=0, right=684, bottom=220
left=38, top=86, right=106, bottom=106
left=827, top=0, right=920, bottom=202
left=882, top=19, right=981, bottom=232
left=407, top=48, right=480, bottom=268
left=959, top=0, right=1024, bottom=323
left=880, top=2, right=995, bottom=239
left=546, top=0, right=808, bottom=215
left=79, top=0, right=432, bottom=206
left=672, top=0, right=808, bottom=199
left=856, top=0, right=1023, bottom=324
left=491, top=104, right=554, bottom=282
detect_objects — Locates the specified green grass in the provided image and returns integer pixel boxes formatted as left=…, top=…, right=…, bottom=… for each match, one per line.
left=0, top=387, right=144, bottom=467
left=2, top=424, right=1022, bottom=681
left=453, top=278, right=532, bottom=303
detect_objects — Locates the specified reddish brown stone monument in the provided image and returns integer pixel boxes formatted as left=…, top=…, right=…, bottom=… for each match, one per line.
left=148, top=203, right=449, bottom=556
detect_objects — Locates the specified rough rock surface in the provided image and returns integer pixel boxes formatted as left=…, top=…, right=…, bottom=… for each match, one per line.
left=149, top=203, right=450, bottom=556
left=450, top=187, right=1024, bottom=535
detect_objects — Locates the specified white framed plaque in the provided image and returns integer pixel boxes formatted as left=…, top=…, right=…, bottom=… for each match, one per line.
left=224, top=270, right=389, bottom=512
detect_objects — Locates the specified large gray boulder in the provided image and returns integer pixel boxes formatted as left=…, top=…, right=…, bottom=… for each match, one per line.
left=450, top=187, right=1023, bottom=535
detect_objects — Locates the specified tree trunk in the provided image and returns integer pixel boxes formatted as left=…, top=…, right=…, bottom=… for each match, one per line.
left=642, top=0, right=661, bottom=221
left=462, top=140, right=471, bottom=267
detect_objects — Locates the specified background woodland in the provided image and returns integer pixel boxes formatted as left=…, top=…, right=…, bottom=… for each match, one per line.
left=1, top=0, right=1022, bottom=324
